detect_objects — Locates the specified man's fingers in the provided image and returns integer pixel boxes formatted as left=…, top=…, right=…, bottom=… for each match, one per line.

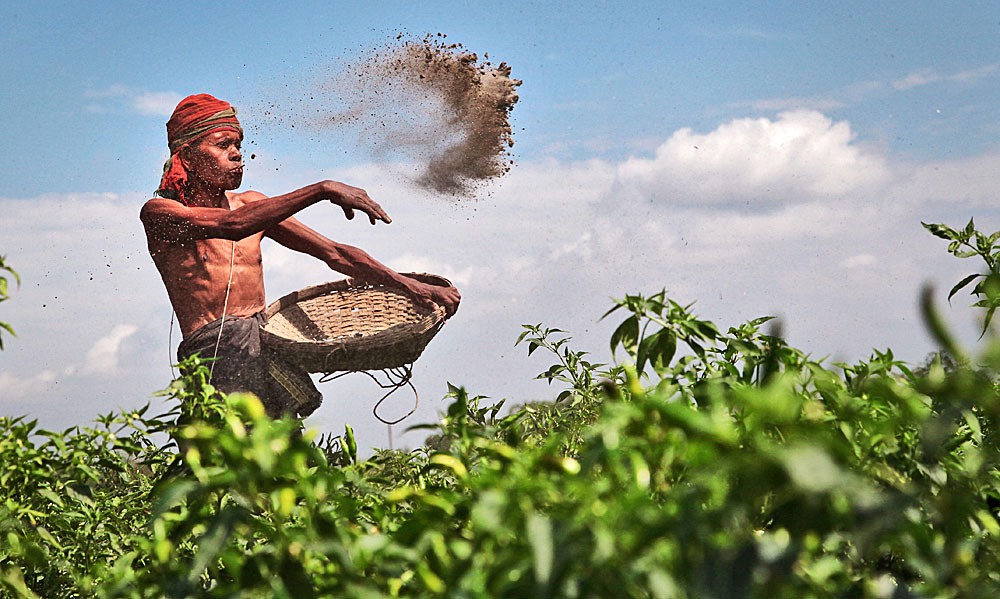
left=368, top=202, right=391, bottom=224
left=437, top=287, right=460, bottom=318
left=342, top=206, right=355, bottom=220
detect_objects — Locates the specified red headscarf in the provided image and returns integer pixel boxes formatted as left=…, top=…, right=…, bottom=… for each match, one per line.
left=155, top=94, right=243, bottom=204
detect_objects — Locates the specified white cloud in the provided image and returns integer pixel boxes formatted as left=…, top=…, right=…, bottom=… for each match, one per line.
left=83, top=85, right=182, bottom=117
left=82, top=324, right=139, bottom=375
left=840, top=254, right=877, bottom=269
left=889, top=152, right=1000, bottom=208
left=84, top=84, right=130, bottom=99
left=741, top=63, right=997, bottom=117
left=693, top=25, right=799, bottom=41
left=892, top=69, right=940, bottom=91
left=388, top=253, right=475, bottom=288
left=615, top=110, right=888, bottom=205
left=751, top=96, right=846, bottom=112
left=131, top=91, right=184, bottom=116
left=891, top=63, right=999, bottom=91
left=4, top=110, right=1000, bottom=443
left=949, top=63, right=999, bottom=83
left=0, top=370, right=57, bottom=400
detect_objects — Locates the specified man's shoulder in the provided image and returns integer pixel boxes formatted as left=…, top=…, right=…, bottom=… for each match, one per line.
left=139, top=196, right=180, bottom=223
left=228, top=190, right=268, bottom=207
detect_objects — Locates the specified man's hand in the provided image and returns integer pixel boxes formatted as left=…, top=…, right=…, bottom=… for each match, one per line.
left=408, top=280, right=461, bottom=318
left=322, top=181, right=391, bottom=225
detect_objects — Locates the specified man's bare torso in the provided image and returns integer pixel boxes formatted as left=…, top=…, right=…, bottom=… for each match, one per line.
left=146, top=192, right=266, bottom=337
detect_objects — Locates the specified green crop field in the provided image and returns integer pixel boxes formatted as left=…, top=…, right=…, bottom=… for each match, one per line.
left=4, top=220, right=1000, bottom=598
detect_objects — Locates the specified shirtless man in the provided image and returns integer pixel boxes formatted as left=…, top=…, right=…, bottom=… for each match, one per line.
left=141, top=94, right=459, bottom=418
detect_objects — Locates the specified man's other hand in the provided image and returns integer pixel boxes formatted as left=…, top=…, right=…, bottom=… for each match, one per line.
left=410, top=281, right=461, bottom=318
left=322, top=180, right=391, bottom=225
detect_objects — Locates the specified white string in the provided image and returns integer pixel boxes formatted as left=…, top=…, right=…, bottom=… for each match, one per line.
left=210, top=240, right=237, bottom=379
left=168, top=311, right=177, bottom=378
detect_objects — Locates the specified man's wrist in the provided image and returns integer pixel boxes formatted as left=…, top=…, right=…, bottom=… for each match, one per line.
left=317, top=180, right=341, bottom=204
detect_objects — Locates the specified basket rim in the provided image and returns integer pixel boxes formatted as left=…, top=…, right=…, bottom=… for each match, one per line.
left=261, top=272, right=451, bottom=351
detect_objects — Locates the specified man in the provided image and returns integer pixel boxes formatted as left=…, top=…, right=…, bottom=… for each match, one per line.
left=141, top=94, right=460, bottom=419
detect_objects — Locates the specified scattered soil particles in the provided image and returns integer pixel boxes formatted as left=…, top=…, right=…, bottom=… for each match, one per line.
left=253, top=33, right=521, bottom=198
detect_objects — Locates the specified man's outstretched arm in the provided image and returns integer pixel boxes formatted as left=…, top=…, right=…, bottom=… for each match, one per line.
left=265, top=211, right=461, bottom=317
left=140, top=181, right=390, bottom=242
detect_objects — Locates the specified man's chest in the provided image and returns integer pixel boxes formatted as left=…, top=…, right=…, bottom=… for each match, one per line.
left=152, top=233, right=264, bottom=281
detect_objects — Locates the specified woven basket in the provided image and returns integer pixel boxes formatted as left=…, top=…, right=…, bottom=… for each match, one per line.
left=261, top=273, right=450, bottom=373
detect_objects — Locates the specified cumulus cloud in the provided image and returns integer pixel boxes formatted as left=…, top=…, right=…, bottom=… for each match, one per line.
left=0, top=370, right=57, bottom=400
left=84, top=85, right=182, bottom=117
left=614, top=110, right=888, bottom=206
left=889, top=152, right=1000, bottom=208
left=388, top=253, right=475, bottom=288
left=82, top=324, right=139, bottom=375
left=4, top=110, right=1000, bottom=440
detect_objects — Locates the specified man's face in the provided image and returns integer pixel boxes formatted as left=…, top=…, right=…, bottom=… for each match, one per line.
left=182, top=130, right=244, bottom=190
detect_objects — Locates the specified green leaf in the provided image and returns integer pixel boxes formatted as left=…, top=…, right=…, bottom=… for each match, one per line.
left=344, top=424, right=358, bottom=464
left=190, top=507, right=242, bottom=582
left=279, top=558, right=317, bottom=599
left=599, top=302, right=625, bottom=320
left=922, top=221, right=958, bottom=240
left=150, top=480, right=198, bottom=519
left=637, top=329, right=676, bottom=375
left=36, top=488, right=63, bottom=509
left=0, top=258, right=19, bottom=286
left=1, top=567, right=41, bottom=599
left=982, top=305, right=997, bottom=339
left=965, top=217, right=976, bottom=237
left=527, top=513, right=553, bottom=587
left=34, top=526, right=63, bottom=551
left=948, top=273, right=982, bottom=302
left=610, top=315, right=639, bottom=359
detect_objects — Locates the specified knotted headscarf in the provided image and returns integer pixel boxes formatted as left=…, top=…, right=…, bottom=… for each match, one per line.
left=155, top=94, right=243, bottom=205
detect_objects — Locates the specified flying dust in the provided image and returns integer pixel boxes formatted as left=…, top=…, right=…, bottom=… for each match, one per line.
left=253, top=34, right=521, bottom=197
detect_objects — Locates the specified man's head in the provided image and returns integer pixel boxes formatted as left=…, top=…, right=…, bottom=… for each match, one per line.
left=180, top=129, right=244, bottom=191
left=155, top=94, right=244, bottom=203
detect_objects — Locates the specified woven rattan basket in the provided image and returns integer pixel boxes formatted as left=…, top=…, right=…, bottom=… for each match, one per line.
left=261, top=273, right=450, bottom=373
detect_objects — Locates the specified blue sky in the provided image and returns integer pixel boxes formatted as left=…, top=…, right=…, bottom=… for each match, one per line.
left=3, top=1, right=1000, bottom=449
left=4, top=1, right=998, bottom=195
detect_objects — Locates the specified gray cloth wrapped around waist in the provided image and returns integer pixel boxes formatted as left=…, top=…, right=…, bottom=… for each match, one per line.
left=177, top=311, right=322, bottom=418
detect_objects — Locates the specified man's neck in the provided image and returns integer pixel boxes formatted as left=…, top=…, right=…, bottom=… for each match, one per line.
left=185, top=178, right=231, bottom=208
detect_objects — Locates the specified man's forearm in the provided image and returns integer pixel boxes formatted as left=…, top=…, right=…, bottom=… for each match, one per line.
left=267, top=218, right=418, bottom=292
left=218, top=183, right=329, bottom=239
left=266, top=216, right=460, bottom=316
left=326, top=243, right=415, bottom=288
